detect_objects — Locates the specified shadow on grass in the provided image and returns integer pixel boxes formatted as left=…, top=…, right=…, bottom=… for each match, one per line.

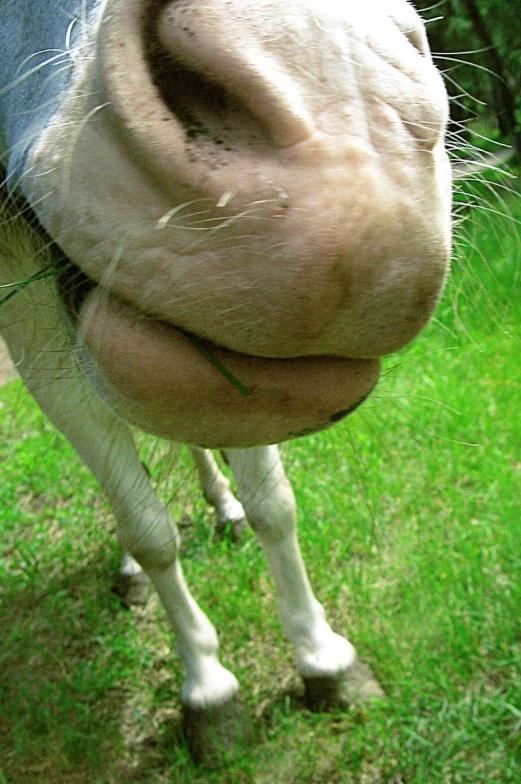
left=0, top=546, right=319, bottom=784
left=0, top=548, right=192, bottom=783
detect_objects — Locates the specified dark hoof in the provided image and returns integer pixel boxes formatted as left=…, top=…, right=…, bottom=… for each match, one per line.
left=182, top=696, right=251, bottom=767
left=215, top=516, right=247, bottom=544
left=112, top=571, right=151, bottom=607
left=303, top=660, right=385, bottom=712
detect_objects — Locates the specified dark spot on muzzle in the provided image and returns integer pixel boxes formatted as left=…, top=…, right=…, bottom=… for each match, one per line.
left=330, top=388, right=374, bottom=423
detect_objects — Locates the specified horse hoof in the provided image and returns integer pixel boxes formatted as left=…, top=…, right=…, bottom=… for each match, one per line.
left=112, top=571, right=151, bottom=607
left=182, top=695, right=252, bottom=767
left=215, top=516, right=247, bottom=543
left=303, top=660, right=385, bottom=711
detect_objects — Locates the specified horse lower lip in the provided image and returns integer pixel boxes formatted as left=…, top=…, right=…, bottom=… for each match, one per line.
left=56, top=262, right=237, bottom=376
left=77, top=288, right=381, bottom=448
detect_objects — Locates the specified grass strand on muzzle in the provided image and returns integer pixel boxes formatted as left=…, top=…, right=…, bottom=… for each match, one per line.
left=181, top=329, right=251, bottom=397
left=0, top=260, right=72, bottom=305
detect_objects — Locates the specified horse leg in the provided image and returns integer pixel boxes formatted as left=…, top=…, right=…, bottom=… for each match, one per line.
left=1, top=291, right=249, bottom=763
left=191, top=447, right=246, bottom=540
left=115, top=447, right=247, bottom=604
left=225, top=445, right=384, bottom=710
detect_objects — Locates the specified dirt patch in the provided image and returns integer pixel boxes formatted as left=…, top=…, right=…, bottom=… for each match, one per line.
left=0, top=338, right=17, bottom=385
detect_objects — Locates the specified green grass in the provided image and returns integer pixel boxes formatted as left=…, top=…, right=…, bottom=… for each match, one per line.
left=0, top=177, right=520, bottom=783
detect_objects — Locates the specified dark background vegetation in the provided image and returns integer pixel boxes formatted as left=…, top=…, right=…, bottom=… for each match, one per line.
left=415, top=0, right=521, bottom=157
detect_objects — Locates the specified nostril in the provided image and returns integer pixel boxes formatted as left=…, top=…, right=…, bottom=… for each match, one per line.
left=143, top=30, right=271, bottom=155
left=145, top=0, right=312, bottom=149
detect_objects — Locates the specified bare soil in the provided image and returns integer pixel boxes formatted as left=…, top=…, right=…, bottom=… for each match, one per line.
left=0, top=338, right=16, bottom=385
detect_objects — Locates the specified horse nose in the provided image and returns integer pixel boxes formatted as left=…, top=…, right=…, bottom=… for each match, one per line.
left=98, top=0, right=314, bottom=194
left=30, top=0, right=450, bottom=365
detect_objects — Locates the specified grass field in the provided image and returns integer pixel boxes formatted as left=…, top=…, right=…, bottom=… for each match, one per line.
left=0, top=174, right=520, bottom=783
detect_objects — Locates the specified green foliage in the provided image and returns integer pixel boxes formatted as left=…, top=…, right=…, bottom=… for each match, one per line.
left=415, top=0, right=521, bottom=150
left=0, top=178, right=520, bottom=780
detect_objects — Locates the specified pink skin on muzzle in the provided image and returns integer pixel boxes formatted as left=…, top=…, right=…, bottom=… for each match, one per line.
left=80, top=290, right=380, bottom=448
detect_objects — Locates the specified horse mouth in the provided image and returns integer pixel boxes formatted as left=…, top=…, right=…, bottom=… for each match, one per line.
left=55, top=259, right=380, bottom=448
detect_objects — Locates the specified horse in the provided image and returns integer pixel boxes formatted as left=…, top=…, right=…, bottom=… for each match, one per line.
left=0, top=0, right=451, bottom=764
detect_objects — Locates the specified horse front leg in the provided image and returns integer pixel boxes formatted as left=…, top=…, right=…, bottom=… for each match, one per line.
left=225, top=445, right=384, bottom=710
left=116, top=447, right=247, bottom=603
left=1, top=304, right=249, bottom=765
